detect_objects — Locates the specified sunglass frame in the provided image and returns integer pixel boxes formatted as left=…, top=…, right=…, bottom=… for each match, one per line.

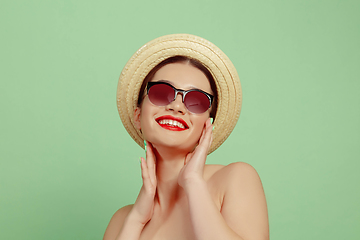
left=146, top=81, right=214, bottom=113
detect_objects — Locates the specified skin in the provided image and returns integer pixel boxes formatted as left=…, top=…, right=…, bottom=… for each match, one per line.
left=103, top=62, right=269, bottom=240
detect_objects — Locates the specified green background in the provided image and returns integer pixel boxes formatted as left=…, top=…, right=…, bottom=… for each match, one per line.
left=1, top=0, right=359, bottom=239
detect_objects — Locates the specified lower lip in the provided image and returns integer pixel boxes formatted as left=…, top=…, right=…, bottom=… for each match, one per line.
left=158, top=123, right=187, bottom=131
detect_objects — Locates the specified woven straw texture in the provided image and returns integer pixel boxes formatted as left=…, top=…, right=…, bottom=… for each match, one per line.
left=117, top=34, right=242, bottom=154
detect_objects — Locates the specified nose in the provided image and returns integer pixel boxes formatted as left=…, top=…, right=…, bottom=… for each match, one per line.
left=165, top=93, right=186, bottom=114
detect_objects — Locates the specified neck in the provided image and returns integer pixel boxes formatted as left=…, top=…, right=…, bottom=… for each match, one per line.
left=152, top=144, right=188, bottom=211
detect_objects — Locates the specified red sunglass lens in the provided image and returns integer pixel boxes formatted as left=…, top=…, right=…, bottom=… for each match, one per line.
left=148, top=84, right=175, bottom=106
left=184, top=91, right=210, bottom=114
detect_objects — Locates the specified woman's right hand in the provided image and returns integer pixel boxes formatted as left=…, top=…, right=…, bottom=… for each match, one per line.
left=128, top=141, right=157, bottom=226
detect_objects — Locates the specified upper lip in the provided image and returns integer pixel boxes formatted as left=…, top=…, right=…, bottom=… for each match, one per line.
left=155, top=115, right=189, bottom=129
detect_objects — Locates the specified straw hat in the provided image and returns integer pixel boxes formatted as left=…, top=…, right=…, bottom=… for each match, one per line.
left=117, top=34, right=242, bottom=154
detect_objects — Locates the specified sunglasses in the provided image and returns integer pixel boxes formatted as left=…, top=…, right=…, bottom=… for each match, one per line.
left=146, top=81, right=214, bottom=114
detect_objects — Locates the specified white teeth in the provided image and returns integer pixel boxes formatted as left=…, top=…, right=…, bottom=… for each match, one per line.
left=158, top=119, right=185, bottom=129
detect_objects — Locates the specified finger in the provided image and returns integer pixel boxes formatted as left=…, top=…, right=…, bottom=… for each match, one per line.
left=140, top=157, right=150, bottom=186
left=208, top=132, right=213, bottom=151
left=146, top=141, right=157, bottom=186
left=184, top=151, right=194, bottom=165
left=198, top=119, right=213, bottom=151
left=206, top=117, right=213, bottom=131
left=198, top=125, right=207, bottom=145
left=141, top=156, right=157, bottom=195
left=200, top=118, right=213, bottom=142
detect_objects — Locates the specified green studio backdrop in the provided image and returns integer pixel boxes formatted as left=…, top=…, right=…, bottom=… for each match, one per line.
left=1, top=0, right=359, bottom=239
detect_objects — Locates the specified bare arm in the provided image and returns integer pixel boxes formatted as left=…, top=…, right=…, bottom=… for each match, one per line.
left=221, top=162, right=269, bottom=240
left=103, top=205, right=135, bottom=240
left=185, top=163, right=269, bottom=240
left=103, top=142, right=157, bottom=240
left=179, top=119, right=269, bottom=240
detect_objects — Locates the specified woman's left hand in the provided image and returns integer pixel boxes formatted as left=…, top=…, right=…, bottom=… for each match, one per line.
left=178, top=118, right=213, bottom=189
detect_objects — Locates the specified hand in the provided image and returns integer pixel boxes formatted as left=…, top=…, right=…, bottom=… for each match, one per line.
left=128, top=141, right=157, bottom=226
left=178, top=118, right=213, bottom=189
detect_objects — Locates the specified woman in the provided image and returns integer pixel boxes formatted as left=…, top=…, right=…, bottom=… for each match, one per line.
left=104, top=34, right=269, bottom=240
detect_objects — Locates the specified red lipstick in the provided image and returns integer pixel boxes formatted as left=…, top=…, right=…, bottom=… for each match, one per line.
left=155, top=115, right=189, bottom=131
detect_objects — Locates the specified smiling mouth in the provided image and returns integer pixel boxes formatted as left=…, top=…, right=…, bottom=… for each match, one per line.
left=155, top=116, right=189, bottom=131
left=158, top=119, right=186, bottom=128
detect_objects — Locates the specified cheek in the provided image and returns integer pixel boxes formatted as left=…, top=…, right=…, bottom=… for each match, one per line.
left=139, top=107, right=152, bottom=129
left=190, top=115, right=209, bottom=139
left=138, top=102, right=158, bottom=139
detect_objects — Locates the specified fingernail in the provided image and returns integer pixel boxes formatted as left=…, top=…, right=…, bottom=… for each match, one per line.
left=144, top=140, right=147, bottom=153
left=212, top=126, right=215, bottom=131
left=210, top=117, right=214, bottom=124
left=139, top=157, right=142, bottom=164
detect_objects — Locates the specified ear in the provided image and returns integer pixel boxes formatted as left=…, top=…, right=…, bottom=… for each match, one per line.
left=134, top=107, right=141, bottom=130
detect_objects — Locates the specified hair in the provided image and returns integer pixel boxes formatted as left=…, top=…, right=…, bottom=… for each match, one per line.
left=137, top=55, right=218, bottom=118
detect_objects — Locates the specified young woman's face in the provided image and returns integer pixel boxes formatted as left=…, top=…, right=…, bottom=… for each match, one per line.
left=134, top=62, right=213, bottom=152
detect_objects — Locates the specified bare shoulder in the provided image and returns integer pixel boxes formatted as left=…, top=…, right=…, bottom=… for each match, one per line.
left=103, top=204, right=133, bottom=240
left=223, top=161, right=260, bottom=181
left=213, top=162, right=269, bottom=240
left=205, top=162, right=260, bottom=185
left=213, top=162, right=265, bottom=202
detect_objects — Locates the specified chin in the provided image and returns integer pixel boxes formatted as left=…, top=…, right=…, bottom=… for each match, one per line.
left=142, top=124, right=201, bottom=154
left=149, top=137, right=197, bottom=154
